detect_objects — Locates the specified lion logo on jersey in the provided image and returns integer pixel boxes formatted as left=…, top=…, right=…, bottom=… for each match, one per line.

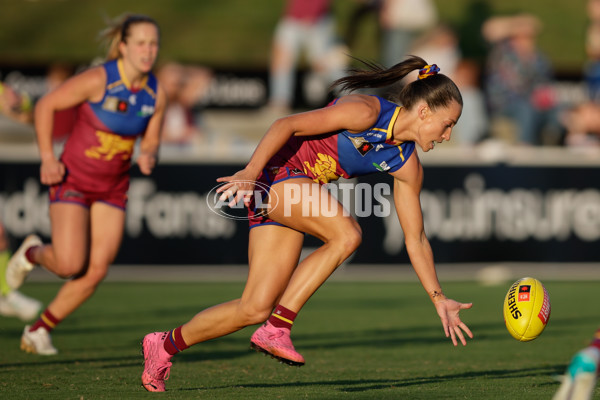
left=85, top=131, right=136, bottom=161
left=303, top=153, right=340, bottom=184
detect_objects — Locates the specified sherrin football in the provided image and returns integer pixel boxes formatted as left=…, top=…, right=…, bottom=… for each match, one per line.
left=503, top=277, right=551, bottom=342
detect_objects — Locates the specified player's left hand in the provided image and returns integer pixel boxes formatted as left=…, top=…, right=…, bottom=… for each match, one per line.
left=137, top=151, right=157, bottom=175
left=433, top=298, right=473, bottom=346
left=216, top=168, right=257, bottom=207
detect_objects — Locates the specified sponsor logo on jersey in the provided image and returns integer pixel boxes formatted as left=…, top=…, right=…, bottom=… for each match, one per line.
left=375, top=144, right=384, bottom=152
left=102, top=96, right=129, bottom=113
left=63, top=190, right=84, bottom=199
left=137, top=104, right=155, bottom=117
left=102, top=97, right=118, bottom=112
left=349, top=136, right=374, bottom=156
left=107, top=85, right=125, bottom=94
left=366, top=131, right=383, bottom=139
left=117, top=100, right=128, bottom=113
left=373, top=161, right=390, bottom=172
left=129, top=94, right=137, bottom=105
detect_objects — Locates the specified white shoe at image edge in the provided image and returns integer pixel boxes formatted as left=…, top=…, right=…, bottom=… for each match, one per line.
left=6, top=234, right=42, bottom=290
left=20, top=325, right=58, bottom=355
left=0, top=290, right=42, bottom=321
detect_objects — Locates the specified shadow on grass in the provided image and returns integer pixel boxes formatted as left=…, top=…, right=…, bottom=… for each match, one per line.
left=0, top=347, right=253, bottom=369
left=1, top=313, right=591, bottom=367
left=177, top=364, right=564, bottom=393
left=0, top=314, right=589, bottom=373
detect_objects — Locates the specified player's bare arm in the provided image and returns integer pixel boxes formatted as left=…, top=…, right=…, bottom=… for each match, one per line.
left=217, top=94, right=380, bottom=204
left=34, top=67, right=107, bottom=185
left=390, top=153, right=473, bottom=346
left=138, top=82, right=166, bottom=175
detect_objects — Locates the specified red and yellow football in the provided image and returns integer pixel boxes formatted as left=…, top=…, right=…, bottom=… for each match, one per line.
left=503, top=277, right=551, bottom=342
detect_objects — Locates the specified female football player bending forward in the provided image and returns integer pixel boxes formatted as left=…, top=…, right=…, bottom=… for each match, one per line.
left=141, top=56, right=473, bottom=392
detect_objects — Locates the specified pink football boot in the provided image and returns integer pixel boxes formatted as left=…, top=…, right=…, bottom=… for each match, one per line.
left=141, top=332, right=173, bottom=392
left=250, top=321, right=305, bottom=366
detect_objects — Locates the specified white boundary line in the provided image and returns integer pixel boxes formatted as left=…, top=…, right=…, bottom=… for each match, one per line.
left=25, top=262, right=600, bottom=283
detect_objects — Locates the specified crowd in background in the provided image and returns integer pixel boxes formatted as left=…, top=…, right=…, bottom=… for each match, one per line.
left=1, top=0, right=600, bottom=153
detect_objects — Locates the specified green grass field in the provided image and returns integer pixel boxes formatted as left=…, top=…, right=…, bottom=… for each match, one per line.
left=0, top=279, right=598, bottom=399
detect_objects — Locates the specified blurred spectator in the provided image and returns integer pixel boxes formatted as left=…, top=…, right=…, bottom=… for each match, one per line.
left=344, top=0, right=381, bottom=52
left=0, top=79, right=35, bottom=142
left=408, top=24, right=461, bottom=81
left=562, top=101, right=600, bottom=147
left=267, top=0, right=347, bottom=113
left=1, top=63, right=75, bottom=143
left=409, top=26, right=488, bottom=145
left=587, top=0, right=600, bottom=96
left=452, top=59, right=489, bottom=145
left=561, top=0, right=600, bottom=147
left=454, top=0, right=493, bottom=64
left=45, top=64, right=77, bottom=142
left=44, top=63, right=75, bottom=94
left=482, top=14, right=561, bottom=145
left=378, top=0, right=438, bottom=68
left=0, top=80, right=33, bottom=124
left=585, top=23, right=600, bottom=102
left=156, top=62, right=213, bottom=151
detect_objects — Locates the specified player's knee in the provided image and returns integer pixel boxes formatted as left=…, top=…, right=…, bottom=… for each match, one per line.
left=347, top=227, right=362, bottom=251
left=238, top=301, right=273, bottom=326
left=83, top=266, right=108, bottom=284
left=70, top=262, right=108, bottom=283
left=335, top=226, right=362, bottom=259
left=55, top=259, right=86, bottom=279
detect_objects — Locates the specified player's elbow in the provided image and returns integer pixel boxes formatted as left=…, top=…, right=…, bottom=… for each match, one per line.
left=33, top=95, right=54, bottom=120
left=270, top=117, right=294, bottom=135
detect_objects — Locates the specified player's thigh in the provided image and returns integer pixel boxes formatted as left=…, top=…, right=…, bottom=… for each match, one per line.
left=49, top=202, right=90, bottom=268
left=88, top=202, right=126, bottom=268
left=241, top=224, right=304, bottom=309
left=268, top=179, right=361, bottom=243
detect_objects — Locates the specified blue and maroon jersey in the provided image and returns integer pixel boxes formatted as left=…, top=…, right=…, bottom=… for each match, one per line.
left=269, top=95, right=415, bottom=184
left=60, top=59, right=158, bottom=193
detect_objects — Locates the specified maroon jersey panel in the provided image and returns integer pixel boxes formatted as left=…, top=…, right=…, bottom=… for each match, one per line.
left=60, top=102, right=137, bottom=194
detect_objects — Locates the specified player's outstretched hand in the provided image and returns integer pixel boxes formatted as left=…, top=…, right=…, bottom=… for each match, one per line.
left=216, top=168, right=257, bottom=207
left=434, top=298, right=473, bottom=346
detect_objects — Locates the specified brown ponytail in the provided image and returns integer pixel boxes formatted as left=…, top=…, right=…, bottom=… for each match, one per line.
left=332, top=55, right=462, bottom=111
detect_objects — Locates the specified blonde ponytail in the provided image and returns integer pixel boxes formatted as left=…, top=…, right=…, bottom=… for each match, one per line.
left=98, top=13, right=159, bottom=61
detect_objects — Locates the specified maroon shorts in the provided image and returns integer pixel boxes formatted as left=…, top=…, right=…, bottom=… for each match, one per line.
left=49, top=180, right=127, bottom=210
left=248, top=166, right=310, bottom=229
